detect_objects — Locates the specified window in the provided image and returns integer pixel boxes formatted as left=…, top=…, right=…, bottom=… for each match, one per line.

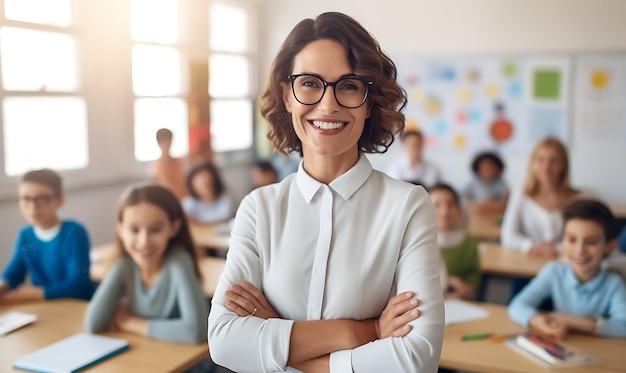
left=208, top=2, right=254, bottom=152
left=0, top=0, right=88, bottom=176
left=131, top=0, right=188, bottom=162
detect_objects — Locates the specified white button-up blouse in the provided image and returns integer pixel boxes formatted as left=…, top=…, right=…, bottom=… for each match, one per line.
left=208, top=155, right=444, bottom=373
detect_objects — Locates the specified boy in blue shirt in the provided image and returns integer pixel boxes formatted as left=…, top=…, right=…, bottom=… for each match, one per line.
left=0, top=169, right=94, bottom=303
left=508, top=199, right=626, bottom=338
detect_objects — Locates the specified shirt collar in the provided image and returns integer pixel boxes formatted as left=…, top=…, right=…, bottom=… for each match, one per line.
left=296, top=154, right=373, bottom=203
left=564, top=264, right=608, bottom=293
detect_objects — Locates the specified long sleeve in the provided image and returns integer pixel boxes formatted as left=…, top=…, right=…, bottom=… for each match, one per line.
left=208, top=194, right=296, bottom=372
left=147, top=251, right=208, bottom=344
left=43, top=223, right=94, bottom=300
left=209, top=158, right=444, bottom=372
left=84, top=258, right=128, bottom=333
left=508, top=262, right=556, bottom=327
left=345, top=189, right=444, bottom=373
left=463, top=237, right=482, bottom=289
left=1, top=230, right=29, bottom=288
left=501, top=190, right=534, bottom=252
left=595, top=276, right=626, bottom=338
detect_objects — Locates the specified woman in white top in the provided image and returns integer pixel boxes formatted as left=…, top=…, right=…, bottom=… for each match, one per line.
left=501, top=137, right=580, bottom=256
left=208, top=12, right=444, bottom=373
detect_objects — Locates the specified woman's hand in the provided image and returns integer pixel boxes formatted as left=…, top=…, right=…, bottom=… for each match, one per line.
left=529, top=313, right=567, bottom=339
left=225, top=281, right=281, bottom=319
left=375, top=291, right=420, bottom=339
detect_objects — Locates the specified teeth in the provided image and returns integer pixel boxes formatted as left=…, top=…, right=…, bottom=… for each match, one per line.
left=312, top=120, right=346, bottom=129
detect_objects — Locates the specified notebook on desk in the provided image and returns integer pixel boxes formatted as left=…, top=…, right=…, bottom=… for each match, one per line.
left=0, top=311, right=37, bottom=336
left=14, top=333, right=129, bottom=373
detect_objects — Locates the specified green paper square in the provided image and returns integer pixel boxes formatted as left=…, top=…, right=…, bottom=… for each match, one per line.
left=533, top=70, right=560, bottom=99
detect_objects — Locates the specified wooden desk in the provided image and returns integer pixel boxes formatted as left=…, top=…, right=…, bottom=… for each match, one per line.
left=480, top=243, right=550, bottom=278
left=189, top=223, right=230, bottom=253
left=199, top=257, right=226, bottom=298
left=468, top=211, right=502, bottom=241
left=441, top=302, right=626, bottom=373
left=90, top=242, right=120, bottom=283
left=0, top=300, right=209, bottom=373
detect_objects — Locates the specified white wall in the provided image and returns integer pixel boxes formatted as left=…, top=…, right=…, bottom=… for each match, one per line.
left=258, top=0, right=626, bottom=203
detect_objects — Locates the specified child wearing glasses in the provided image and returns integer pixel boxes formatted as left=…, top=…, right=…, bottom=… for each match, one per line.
left=0, top=169, right=94, bottom=304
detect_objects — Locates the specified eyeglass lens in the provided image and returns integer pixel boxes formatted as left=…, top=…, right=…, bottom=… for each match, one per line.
left=291, top=75, right=368, bottom=108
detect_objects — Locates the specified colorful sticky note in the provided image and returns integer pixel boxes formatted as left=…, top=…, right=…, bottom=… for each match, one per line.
left=468, top=108, right=482, bottom=124
left=502, top=61, right=517, bottom=77
left=405, top=119, right=420, bottom=132
left=457, top=87, right=472, bottom=103
left=508, top=80, right=522, bottom=98
left=533, top=69, right=561, bottom=100
left=410, top=88, right=425, bottom=103
left=590, top=70, right=609, bottom=91
left=453, top=134, right=467, bottom=149
left=486, top=83, right=500, bottom=98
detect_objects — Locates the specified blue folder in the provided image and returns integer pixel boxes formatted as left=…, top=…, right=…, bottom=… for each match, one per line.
left=14, top=333, right=129, bottom=373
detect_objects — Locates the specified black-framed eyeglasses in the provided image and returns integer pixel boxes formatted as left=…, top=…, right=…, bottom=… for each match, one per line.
left=288, top=73, right=373, bottom=109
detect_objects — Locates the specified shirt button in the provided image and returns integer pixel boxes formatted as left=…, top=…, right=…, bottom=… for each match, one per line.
left=312, top=312, right=319, bottom=319
left=316, top=266, right=322, bottom=272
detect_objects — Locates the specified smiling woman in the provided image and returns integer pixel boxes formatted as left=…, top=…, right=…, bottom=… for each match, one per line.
left=208, top=11, right=444, bottom=373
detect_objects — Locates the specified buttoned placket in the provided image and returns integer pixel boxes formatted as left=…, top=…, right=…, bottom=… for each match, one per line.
left=307, top=185, right=333, bottom=320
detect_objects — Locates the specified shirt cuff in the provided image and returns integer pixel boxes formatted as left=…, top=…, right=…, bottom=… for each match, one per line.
left=330, top=349, right=353, bottom=373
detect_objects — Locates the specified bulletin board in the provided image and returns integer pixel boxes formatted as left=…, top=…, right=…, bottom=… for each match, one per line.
left=394, top=56, right=571, bottom=154
left=573, top=53, right=626, bottom=145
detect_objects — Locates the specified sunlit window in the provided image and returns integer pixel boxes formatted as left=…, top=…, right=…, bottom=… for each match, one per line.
left=131, top=0, right=178, bottom=44
left=0, top=28, right=78, bottom=92
left=209, top=2, right=247, bottom=53
left=0, top=0, right=86, bottom=177
left=208, top=2, right=254, bottom=152
left=134, top=98, right=188, bottom=161
left=210, top=99, right=253, bottom=152
left=209, top=54, right=249, bottom=98
left=131, top=0, right=187, bottom=162
left=3, top=97, right=88, bottom=176
left=132, top=45, right=182, bottom=96
left=4, top=0, right=72, bottom=27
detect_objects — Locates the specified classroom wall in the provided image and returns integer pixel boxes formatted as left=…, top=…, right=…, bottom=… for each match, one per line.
left=258, top=0, right=626, bottom=203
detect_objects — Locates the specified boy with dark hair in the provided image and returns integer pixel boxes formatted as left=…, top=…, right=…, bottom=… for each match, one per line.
left=508, top=199, right=626, bottom=338
left=0, top=169, right=94, bottom=303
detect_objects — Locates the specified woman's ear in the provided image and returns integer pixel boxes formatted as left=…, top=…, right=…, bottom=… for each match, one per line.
left=170, top=219, right=181, bottom=238
left=281, top=82, right=292, bottom=113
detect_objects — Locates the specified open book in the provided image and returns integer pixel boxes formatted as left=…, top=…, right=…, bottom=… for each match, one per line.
left=0, top=311, right=37, bottom=336
left=507, top=333, right=598, bottom=369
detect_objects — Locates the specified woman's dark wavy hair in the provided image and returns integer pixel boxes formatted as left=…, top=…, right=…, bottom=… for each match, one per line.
left=260, top=12, right=407, bottom=155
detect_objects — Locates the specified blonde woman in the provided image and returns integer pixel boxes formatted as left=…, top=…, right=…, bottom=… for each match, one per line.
left=501, top=137, right=580, bottom=257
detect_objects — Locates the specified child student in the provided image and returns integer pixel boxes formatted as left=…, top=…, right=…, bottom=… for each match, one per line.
left=0, top=169, right=94, bottom=303
left=385, top=130, right=440, bottom=189
left=250, top=160, right=278, bottom=189
left=182, top=161, right=232, bottom=224
left=463, top=151, right=509, bottom=215
left=84, top=185, right=207, bottom=344
left=150, top=128, right=189, bottom=200
left=429, top=183, right=481, bottom=300
left=508, top=200, right=626, bottom=339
